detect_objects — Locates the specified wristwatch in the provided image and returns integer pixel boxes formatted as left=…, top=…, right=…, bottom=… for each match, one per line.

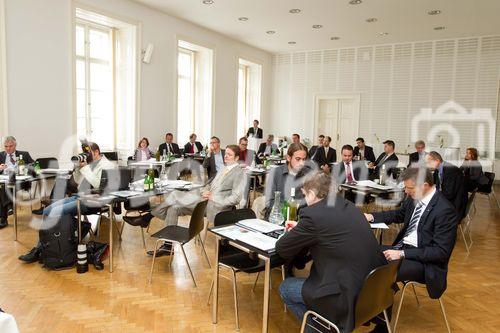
left=399, top=250, right=405, bottom=259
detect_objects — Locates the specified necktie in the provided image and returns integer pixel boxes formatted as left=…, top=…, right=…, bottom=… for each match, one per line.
left=434, top=171, right=441, bottom=191
left=9, top=154, right=15, bottom=164
left=346, top=162, right=353, bottom=182
left=168, top=144, right=172, bottom=153
left=394, top=201, right=424, bottom=249
left=190, top=144, right=194, bottom=154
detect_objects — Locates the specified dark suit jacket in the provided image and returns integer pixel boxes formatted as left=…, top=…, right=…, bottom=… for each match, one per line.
left=408, top=151, right=428, bottom=167
left=276, top=198, right=386, bottom=332
left=184, top=141, right=203, bottom=154
left=256, top=142, right=279, bottom=164
left=353, top=145, right=376, bottom=163
left=0, top=150, right=34, bottom=174
left=373, top=152, right=399, bottom=178
left=308, top=145, right=319, bottom=159
left=332, top=160, right=369, bottom=184
left=246, top=127, right=263, bottom=139
left=460, top=160, right=488, bottom=192
left=202, top=149, right=225, bottom=180
left=313, top=146, right=337, bottom=166
left=372, top=191, right=458, bottom=299
left=158, top=142, right=181, bottom=157
left=434, top=161, right=468, bottom=219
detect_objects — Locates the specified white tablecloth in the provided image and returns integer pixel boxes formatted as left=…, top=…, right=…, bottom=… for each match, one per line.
left=0, top=312, right=20, bottom=333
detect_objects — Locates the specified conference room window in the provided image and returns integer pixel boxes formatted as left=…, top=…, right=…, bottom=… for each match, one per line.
left=75, top=8, right=138, bottom=154
left=237, top=58, right=262, bottom=139
left=177, top=40, right=213, bottom=145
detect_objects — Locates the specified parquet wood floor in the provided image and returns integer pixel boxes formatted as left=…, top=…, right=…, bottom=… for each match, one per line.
left=1, top=187, right=499, bottom=333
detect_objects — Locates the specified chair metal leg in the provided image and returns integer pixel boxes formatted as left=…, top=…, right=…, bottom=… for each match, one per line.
left=281, top=265, right=287, bottom=312
left=231, top=268, right=240, bottom=330
left=459, top=225, right=471, bottom=254
left=252, top=272, right=260, bottom=292
left=140, top=227, right=147, bottom=251
left=411, top=283, right=420, bottom=307
left=199, top=235, right=211, bottom=268
left=179, top=244, right=197, bottom=287
left=168, top=242, right=174, bottom=268
left=383, top=309, right=393, bottom=333
left=438, top=297, right=452, bottom=333
left=393, top=282, right=410, bottom=333
left=207, top=280, right=214, bottom=305
left=148, top=239, right=163, bottom=284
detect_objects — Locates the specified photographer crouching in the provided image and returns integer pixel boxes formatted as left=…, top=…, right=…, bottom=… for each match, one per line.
left=19, top=141, right=115, bottom=264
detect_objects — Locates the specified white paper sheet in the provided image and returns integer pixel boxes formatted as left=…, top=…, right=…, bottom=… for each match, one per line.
left=237, top=219, right=284, bottom=233
left=355, top=180, right=395, bottom=190
left=370, top=223, right=389, bottom=229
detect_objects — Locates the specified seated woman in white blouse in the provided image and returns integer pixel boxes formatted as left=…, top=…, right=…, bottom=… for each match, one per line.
left=134, top=137, right=154, bottom=161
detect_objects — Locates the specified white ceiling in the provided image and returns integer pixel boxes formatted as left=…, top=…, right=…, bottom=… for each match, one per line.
left=132, top=0, right=500, bottom=53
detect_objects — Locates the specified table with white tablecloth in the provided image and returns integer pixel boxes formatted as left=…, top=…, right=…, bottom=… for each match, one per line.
left=0, top=312, right=20, bottom=333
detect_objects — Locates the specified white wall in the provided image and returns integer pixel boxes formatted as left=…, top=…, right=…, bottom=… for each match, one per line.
left=0, top=0, right=7, bottom=138
left=3, top=0, right=272, bottom=160
left=271, top=36, right=500, bottom=160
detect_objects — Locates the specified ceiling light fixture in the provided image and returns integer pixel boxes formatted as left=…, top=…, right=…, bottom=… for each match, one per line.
left=238, top=17, right=249, bottom=21
left=202, top=0, right=214, bottom=4
left=289, top=9, right=301, bottom=14
left=312, top=24, right=323, bottom=29
left=434, top=26, right=446, bottom=30
left=428, top=9, right=442, bottom=15
left=366, top=18, right=378, bottom=23
left=330, top=37, right=340, bottom=40
left=349, top=0, right=362, bottom=5
left=379, top=32, right=389, bottom=36
left=288, top=41, right=296, bottom=45
left=266, top=30, right=276, bottom=34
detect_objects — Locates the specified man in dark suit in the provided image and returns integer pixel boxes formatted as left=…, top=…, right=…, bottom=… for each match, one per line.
left=426, top=151, right=468, bottom=219
left=158, top=133, right=181, bottom=157
left=183, top=133, right=203, bottom=154
left=237, top=137, right=255, bottom=166
left=256, top=134, right=279, bottom=164
left=202, top=136, right=225, bottom=180
left=246, top=119, right=263, bottom=139
left=353, top=137, right=376, bottom=163
left=332, top=144, right=369, bottom=205
left=408, top=140, right=427, bottom=167
left=365, top=167, right=458, bottom=333
left=0, top=136, right=34, bottom=228
left=369, top=140, right=399, bottom=179
left=308, top=134, right=324, bottom=159
left=277, top=172, right=386, bottom=332
left=313, top=136, right=336, bottom=172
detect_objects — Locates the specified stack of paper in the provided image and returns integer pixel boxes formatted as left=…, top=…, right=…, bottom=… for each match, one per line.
left=355, top=180, right=395, bottom=190
left=237, top=219, right=284, bottom=233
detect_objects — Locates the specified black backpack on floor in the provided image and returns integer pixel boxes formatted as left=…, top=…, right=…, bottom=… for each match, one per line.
left=39, top=214, right=85, bottom=270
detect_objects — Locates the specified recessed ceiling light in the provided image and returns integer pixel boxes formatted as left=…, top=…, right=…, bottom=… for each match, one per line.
left=266, top=30, right=276, bottom=35
left=288, top=41, right=296, bottom=45
left=289, top=9, right=301, bottom=14
left=312, top=24, right=323, bottom=29
left=202, top=0, right=214, bottom=4
left=366, top=18, right=378, bottom=23
left=238, top=17, right=249, bottom=21
left=434, top=26, right=446, bottom=30
left=428, top=9, right=442, bottom=15
left=330, top=37, right=340, bottom=40
left=349, top=0, right=362, bottom=4
left=379, top=32, right=389, bottom=36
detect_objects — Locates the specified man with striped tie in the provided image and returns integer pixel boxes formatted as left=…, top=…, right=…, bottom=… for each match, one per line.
left=363, top=167, right=458, bottom=333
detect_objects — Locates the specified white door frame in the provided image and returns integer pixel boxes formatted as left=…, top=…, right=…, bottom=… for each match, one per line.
left=0, top=0, right=8, bottom=138
left=313, top=92, right=361, bottom=143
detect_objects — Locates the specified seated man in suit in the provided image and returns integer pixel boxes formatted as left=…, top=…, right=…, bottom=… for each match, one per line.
left=256, top=134, right=279, bottom=164
left=183, top=133, right=203, bottom=154
left=277, top=171, right=386, bottom=333
left=158, top=132, right=181, bottom=157
left=19, top=142, right=116, bottom=263
left=364, top=167, right=458, bottom=333
left=313, top=136, right=336, bottom=173
left=291, top=133, right=301, bottom=144
left=426, top=151, right=468, bottom=219
left=368, top=140, right=399, bottom=179
left=264, top=143, right=315, bottom=219
left=308, top=134, right=324, bottom=159
left=332, top=144, right=369, bottom=204
left=0, top=136, right=34, bottom=229
left=202, top=136, right=225, bottom=180
left=408, top=140, right=427, bottom=167
left=353, top=137, right=376, bottom=163
left=237, top=137, right=255, bottom=167
left=150, top=145, right=247, bottom=256
left=246, top=119, right=263, bottom=139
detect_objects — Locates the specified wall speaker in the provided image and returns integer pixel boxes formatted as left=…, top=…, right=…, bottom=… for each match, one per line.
left=142, top=43, right=154, bottom=64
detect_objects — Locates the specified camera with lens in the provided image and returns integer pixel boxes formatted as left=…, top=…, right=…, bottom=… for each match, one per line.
left=71, top=153, right=90, bottom=164
left=71, top=138, right=93, bottom=164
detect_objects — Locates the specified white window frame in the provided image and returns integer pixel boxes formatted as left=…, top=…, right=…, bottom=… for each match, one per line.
left=0, top=0, right=7, bottom=137
left=75, top=19, right=116, bottom=150
left=177, top=46, right=196, bottom=138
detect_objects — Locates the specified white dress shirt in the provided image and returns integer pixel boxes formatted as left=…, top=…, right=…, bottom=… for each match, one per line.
left=5, top=151, right=17, bottom=170
left=343, top=161, right=356, bottom=182
left=403, top=187, right=436, bottom=247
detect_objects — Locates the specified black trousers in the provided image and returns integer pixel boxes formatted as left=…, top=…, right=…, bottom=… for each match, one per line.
left=0, top=185, right=12, bottom=218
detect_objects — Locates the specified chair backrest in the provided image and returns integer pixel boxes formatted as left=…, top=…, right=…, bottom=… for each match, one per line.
left=101, top=167, right=132, bottom=194
left=464, top=190, right=477, bottom=219
left=188, top=200, right=209, bottom=240
left=478, top=172, right=495, bottom=194
left=102, top=151, right=119, bottom=161
left=36, top=157, right=59, bottom=169
left=214, top=208, right=257, bottom=227
left=354, top=260, right=401, bottom=329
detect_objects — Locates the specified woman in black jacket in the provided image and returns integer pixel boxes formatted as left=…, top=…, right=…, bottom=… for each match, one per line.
left=460, top=148, right=488, bottom=192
